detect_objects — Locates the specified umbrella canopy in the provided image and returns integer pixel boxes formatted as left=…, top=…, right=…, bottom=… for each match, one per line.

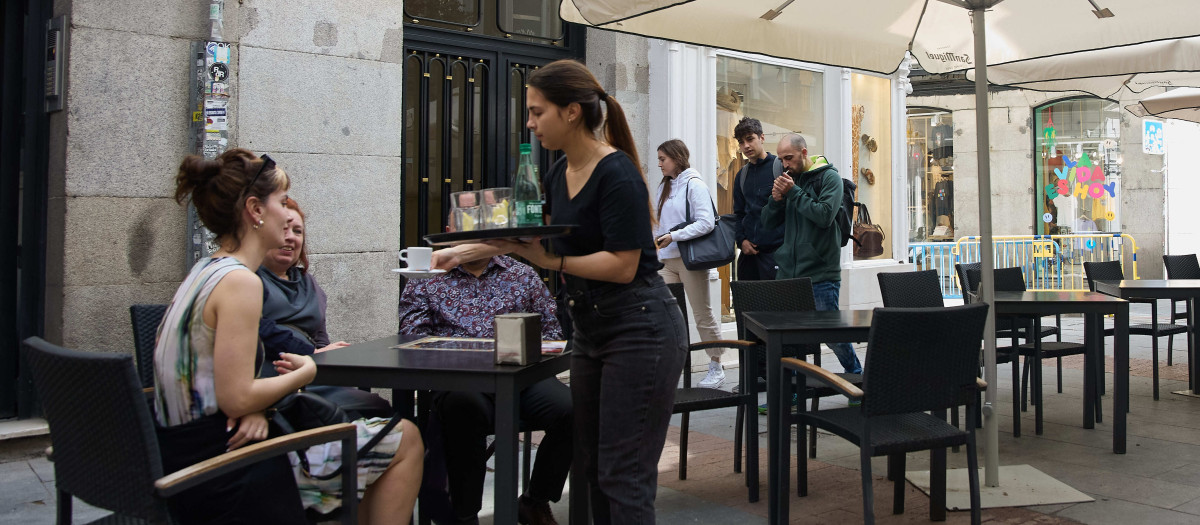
left=979, top=37, right=1200, bottom=97
left=561, top=1, right=1200, bottom=76
left=1127, top=87, right=1200, bottom=124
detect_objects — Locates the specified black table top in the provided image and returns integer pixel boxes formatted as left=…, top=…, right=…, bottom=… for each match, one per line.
left=990, top=290, right=1126, bottom=304
left=742, top=309, right=874, bottom=332
left=1095, top=279, right=1200, bottom=298
left=313, top=334, right=569, bottom=377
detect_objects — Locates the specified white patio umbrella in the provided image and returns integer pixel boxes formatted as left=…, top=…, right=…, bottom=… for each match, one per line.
left=978, top=37, right=1200, bottom=97
left=561, top=0, right=1200, bottom=493
left=1127, top=87, right=1200, bottom=124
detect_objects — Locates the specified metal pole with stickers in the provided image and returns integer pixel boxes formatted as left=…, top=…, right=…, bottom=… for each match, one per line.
left=186, top=0, right=230, bottom=266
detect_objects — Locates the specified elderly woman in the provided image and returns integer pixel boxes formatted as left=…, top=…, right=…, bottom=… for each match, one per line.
left=155, top=149, right=422, bottom=523
left=255, top=197, right=393, bottom=418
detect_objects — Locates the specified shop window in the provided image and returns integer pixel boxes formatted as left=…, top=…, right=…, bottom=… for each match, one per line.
left=851, top=73, right=892, bottom=260
left=406, top=0, right=564, bottom=44
left=714, top=56, right=824, bottom=216
left=1034, top=98, right=1122, bottom=236
left=906, top=108, right=955, bottom=243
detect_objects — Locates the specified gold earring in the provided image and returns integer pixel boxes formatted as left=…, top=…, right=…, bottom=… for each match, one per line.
left=252, top=219, right=263, bottom=230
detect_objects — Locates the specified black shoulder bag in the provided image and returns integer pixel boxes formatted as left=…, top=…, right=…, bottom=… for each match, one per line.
left=269, top=391, right=401, bottom=480
left=671, top=179, right=737, bottom=271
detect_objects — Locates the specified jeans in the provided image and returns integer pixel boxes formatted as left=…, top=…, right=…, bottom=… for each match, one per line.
left=811, top=280, right=863, bottom=374
left=434, top=378, right=573, bottom=521
left=736, top=250, right=777, bottom=281
left=567, top=275, right=687, bottom=524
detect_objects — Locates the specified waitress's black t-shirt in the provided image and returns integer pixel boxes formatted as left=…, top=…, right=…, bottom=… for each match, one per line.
left=544, top=151, right=662, bottom=288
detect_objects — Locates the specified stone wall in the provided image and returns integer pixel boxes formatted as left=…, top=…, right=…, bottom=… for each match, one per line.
left=586, top=29, right=652, bottom=172
left=48, top=0, right=404, bottom=351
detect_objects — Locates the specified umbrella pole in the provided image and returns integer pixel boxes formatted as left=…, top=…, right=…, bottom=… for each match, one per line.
left=971, top=4, right=1001, bottom=488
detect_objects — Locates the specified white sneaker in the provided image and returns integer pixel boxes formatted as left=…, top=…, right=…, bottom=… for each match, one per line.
left=698, top=361, right=725, bottom=389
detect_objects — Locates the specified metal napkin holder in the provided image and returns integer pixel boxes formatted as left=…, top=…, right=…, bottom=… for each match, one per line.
left=494, top=313, right=541, bottom=365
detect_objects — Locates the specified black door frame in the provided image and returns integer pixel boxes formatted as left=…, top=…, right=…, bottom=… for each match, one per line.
left=400, top=24, right=584, bottom=248
left=1, top=0, right=51, bottom=419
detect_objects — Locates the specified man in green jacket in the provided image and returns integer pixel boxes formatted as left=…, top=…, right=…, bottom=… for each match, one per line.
left=761, top=133, right=862, bottom=374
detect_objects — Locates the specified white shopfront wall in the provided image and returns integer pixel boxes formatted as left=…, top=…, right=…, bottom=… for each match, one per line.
left=646, top=41, right=912, bottom=311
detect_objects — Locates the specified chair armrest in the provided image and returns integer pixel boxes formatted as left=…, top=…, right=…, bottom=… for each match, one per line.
left=976, top=378, right=988, bottom=392
left=780, top=357, right=863, bottom=399
left=689, top=340, right=757, bottom=352
left=155, top=422, right=357, bottom=497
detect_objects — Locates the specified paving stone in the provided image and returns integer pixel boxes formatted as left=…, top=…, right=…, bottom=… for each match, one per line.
left=1056, top=496, right=1200, bottom=524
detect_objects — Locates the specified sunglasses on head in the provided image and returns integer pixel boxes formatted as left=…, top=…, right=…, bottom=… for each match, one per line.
left=247, top=154, right=275, bottom=191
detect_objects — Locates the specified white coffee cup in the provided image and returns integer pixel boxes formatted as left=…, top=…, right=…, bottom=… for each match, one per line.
left=399, top=247, right=433, bottom=271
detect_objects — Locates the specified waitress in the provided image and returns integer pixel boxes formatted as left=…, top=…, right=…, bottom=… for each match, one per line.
left=431, top=59, right=686, bottom=524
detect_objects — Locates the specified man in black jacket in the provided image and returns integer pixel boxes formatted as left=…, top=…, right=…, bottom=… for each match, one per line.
left=731, top=117, right=786, bottom=281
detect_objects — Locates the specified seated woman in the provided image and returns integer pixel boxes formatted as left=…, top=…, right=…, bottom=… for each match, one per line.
left=257, top=197, right=392, bottom=418
left=153, top=149, right=422, bottom=524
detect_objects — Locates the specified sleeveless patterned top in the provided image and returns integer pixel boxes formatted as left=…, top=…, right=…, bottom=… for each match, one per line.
left=153, top=257, right=249, bottom=427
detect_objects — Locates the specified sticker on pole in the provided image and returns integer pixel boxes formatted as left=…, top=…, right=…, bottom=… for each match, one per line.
left=1143, top=119, right=1164, bottom=155
left=1042, top=212, right=1053, bottom=223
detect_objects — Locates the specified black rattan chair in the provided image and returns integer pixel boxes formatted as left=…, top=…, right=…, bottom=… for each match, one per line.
left=1085, top=260, right=1187, bottom=400
left=1163, top=254, right=1198, bottom=367
left=973, top=266, right=1088, bottom=409
left=729, top=277, right=863, bottom=461
left=667, top=283, right=757, bottom=496
left=877, top=270, right=945, bottom=309
left=130, top=304, right=168, bottom=389
left=877, top=270, right=972, bottom=435
left=22, top=336, right=359, bottom=524
left=781, top=304, right=989, bottom=525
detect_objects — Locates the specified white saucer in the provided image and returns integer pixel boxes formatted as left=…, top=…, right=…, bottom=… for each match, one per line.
left=391, top=268, right=447, bottom=279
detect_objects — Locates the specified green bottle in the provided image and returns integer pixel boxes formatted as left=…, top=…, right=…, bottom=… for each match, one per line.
left=512, top=143, right=543, bottom=227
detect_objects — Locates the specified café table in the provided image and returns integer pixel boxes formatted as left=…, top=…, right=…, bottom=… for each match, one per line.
left=1094, top=279, right=1200, bottom=395
left=743, top=309, right=874, bottom=525
left=312, top=335, right=581, bottom=525
left=988, top=291, right=1129, bottom=453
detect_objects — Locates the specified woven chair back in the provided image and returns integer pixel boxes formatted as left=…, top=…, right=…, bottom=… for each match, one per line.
left=1083, top=260, right=1123, bottom=292
left=861, top=304, right=989, bottom=416
left=22, top=337, right=169, bottom=522
left=955, top=262, right=981, bottom=301
left=1164, top=254, right=1200, bottom=279
left=966, top=266, right=1026, bottom=293
left=877, top=270, right=944, bottom=308
left=130, top=304, right=168, bottom=390
left=729, top=277, right=816, bottom=339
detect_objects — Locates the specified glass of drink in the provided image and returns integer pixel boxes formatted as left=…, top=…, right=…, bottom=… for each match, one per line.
left=481, top=187, right=512, bottom=229
left=450, top=190, right=481, bottom=232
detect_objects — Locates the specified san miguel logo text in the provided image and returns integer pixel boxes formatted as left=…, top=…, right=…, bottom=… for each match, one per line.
left=924, top=51, right=972, bottom=65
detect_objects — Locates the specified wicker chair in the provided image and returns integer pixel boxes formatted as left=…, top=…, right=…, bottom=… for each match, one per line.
left=22, top=336, right=359, bottom=524
left=1085, top=260, right=1187, bottom=400
left=130, top=304, right=169, bottom=389
left=781, top=304, right=989, bottom=525
left=666, top=283, right=758, bottom=498
left=967, top=266, right=1090, bottom=435
left=877, top=269, right=946, bottom=309
left=877, top=270, right=977, bottom=435
left=1163, top=254, right=1199, bottom=367
left=729, top=277, right=863, bottom=461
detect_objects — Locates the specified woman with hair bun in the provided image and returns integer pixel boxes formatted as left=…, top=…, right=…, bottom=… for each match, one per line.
left=154, top=148, right=422, bottom=524
left=432, top=59, right=686, bottom=523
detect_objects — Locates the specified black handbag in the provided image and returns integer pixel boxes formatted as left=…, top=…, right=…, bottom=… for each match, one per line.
left=671, top=179, right=736, bottom=271
left=269, top=391, right=401, bottom=480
